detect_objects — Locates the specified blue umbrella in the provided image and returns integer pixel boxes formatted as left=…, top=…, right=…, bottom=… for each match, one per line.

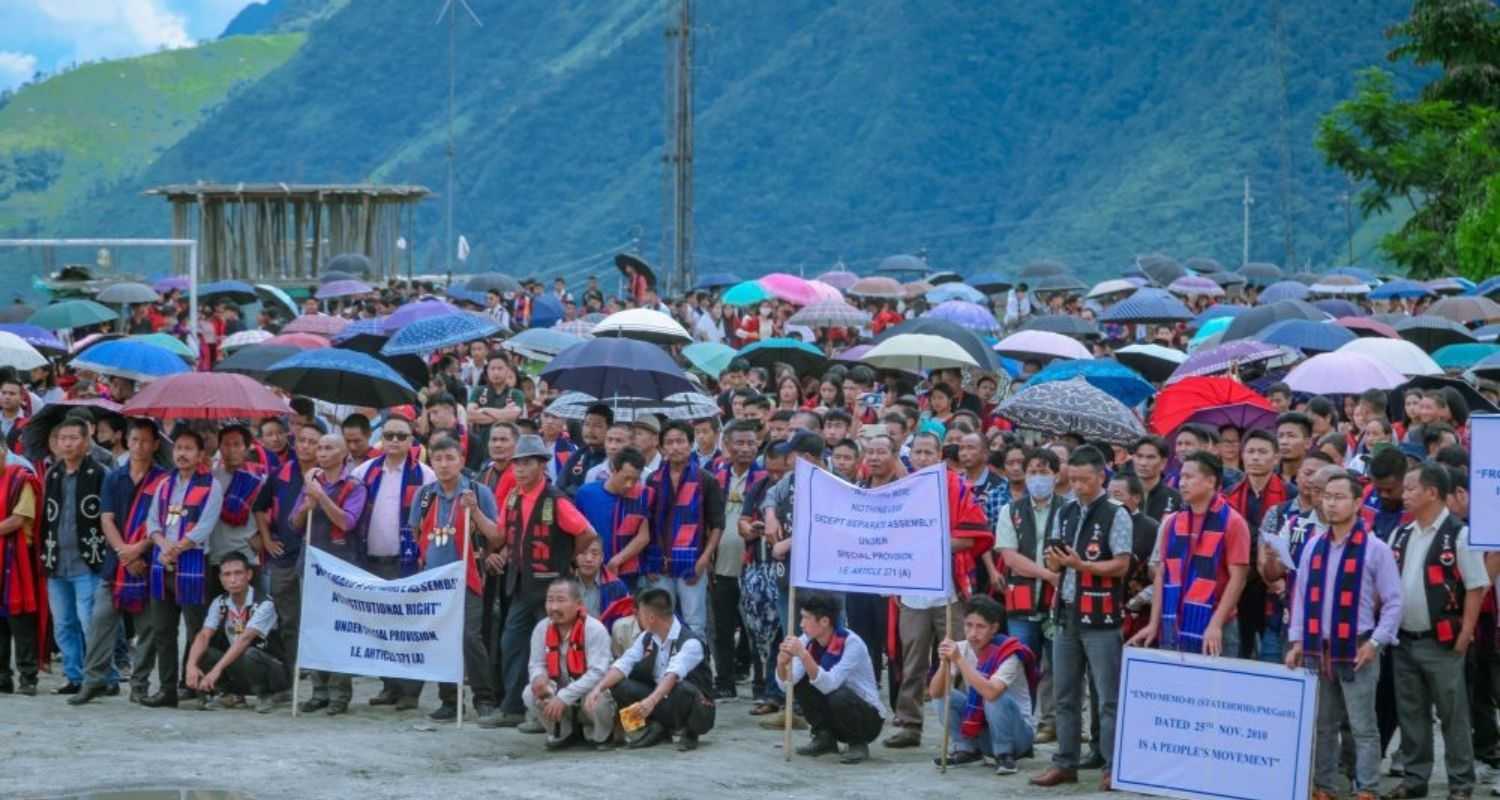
left=1259, top=280, right=1311, bottom=304
left=0, top=323, right=65, bottom=354
left=1098, top=287, right=1193, bottom=324
left=1313, top=299, right=1363, bottom=318
left=255, top=284, right=299, bottom=318
left=1370, top=279, right=1433, bottom=301
left=332, top=318, right=387, bottom=348
left=266, top=348, right=417, bottom=407
left=1190, top=303, right=1249, bottom=330
left=925, top=283, right=988, bottom=305
left=682, top=342, right=737, bottom=378
left=384, top=300, right=461, bottom=334
left=198, top=280, right=258, bottom=304
left=502, top=328, right=584, bottom=361
left=1473, top=323, right=1500, bottom=342
left=71, top=339, right=192, bottom=383
left=530, top=295, right=565, bottom=328
left=924, top=300, right=1000, bottom=333
left=737, top=337, right=829, bottom=376
left=694, top=272, right=740, bottom=291
left=1474, top=277, right=1500, bottom=299
left=968, top=272, right=1013, bottom=293
left=445, top=286, right=488, bottom=306
left=541, top=338, right=694, bottom=400
left=1025, top=360, right=1153, bottom=407
left=381, top=313, right=502, bottom=356
left=1328, top=266, right=1377, bottom=284
left=1257, top=319, right=1356, bottom=354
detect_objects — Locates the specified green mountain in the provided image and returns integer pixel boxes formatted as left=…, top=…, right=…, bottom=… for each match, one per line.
left=7, top=1, right=1425, bottom=291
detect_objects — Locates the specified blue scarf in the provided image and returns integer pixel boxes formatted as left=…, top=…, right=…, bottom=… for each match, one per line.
left=809, top=627, right=849, bottom=673
left=149, top=469, right=215, bottom=606
left=363, top=453, right=425, bottom=575
left=647, top=458, right=704, bottom=579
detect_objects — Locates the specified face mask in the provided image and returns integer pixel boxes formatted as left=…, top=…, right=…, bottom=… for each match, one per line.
left=1026, top=474, right=1055, bottom=499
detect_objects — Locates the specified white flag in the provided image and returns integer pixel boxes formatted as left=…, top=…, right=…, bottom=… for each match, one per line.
left=457, top=235, right=470, bottom=262
left=396, top=236, right=407, bottom=251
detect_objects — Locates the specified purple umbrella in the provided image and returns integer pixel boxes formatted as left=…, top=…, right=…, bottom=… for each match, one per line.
left=815, top=270, right=860, bottom=291
left=1313, top=299, right=1363, bottom=318
left=314, top=279, right=374, bottom=300
left=1259, top=280, right=1311, bottom=304
left=1284, top=351, right=1405, bottom=395
left=994, top=330, right=1093, bottom=362
left=0, top=323, right=66, bottom=355
left=835, top=344, right=873, bottom=362
left=1166, top=339, right=1301, bottom=384
left=152, top=275, right=189, bottom=294
left=381, top=299, right=462, bottom=334
left=1167, top=275, right=1225, bottom=298
left=1184, top=403, right=1279, bottom=434
left=924, top=300, right=1000, bottom=333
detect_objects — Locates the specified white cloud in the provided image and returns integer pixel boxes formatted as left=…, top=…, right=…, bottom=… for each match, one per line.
left=0, top=51, right=38, bottom=91
left=17, top=0, right=196, bottom=69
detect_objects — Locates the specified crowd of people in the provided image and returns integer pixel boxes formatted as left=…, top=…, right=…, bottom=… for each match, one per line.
left=2, top=259, right=1499, bottom=800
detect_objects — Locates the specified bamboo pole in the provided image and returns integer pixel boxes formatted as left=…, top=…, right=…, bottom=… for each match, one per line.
left=783, top=585, right=796, bottom=762
left=457, top=508, right=471, bottom=730
left=940, top=601, right=953, bottom=773
left=291, top=513, right=312, bottom=718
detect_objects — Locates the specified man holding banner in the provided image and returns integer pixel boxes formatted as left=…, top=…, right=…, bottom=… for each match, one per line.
left=777, top=591, right=888, bottom=765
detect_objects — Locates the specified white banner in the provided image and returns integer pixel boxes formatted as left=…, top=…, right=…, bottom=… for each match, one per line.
left=1112, top=647, right=1317, bottom=800
left=297, top=546, right=466, bottom=683
left=790, top=460, right=951, bottom=598
left=1469, top=414, right=1500, bottom=550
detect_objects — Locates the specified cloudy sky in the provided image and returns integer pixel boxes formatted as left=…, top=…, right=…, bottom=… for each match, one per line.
left=0, top=0, right=257, bottom=91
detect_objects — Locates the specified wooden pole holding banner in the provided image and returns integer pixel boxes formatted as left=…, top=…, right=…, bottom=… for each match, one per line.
left=292, top=514, right=312, bottom=718
left=783, top=584, right=797, bottom=762
left=939, top=601, right=953, bottom=773
left=457, top=509, right=472, bottom=730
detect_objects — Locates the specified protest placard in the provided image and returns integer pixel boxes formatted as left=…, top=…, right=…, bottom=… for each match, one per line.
left=1470, top=414, right=1500, bottom=550
left=789, top=459, right=951, bottom=598
left=1112, top=647, right=1316, bottom=800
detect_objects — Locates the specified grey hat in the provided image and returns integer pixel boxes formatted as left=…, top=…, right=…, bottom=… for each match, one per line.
left=513, top=434, right=551, bottom=462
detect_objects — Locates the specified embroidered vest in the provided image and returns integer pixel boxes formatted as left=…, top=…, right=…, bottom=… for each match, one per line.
left=1062, top=495, right=1123, bottom=628
left=503, top=483, right=574, bottom=594
left=1004, top=495, right=1062, bottom=616
left=1388, top=514, right=1466, bottom=647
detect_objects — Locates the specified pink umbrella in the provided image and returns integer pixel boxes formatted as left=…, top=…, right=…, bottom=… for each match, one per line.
left=1284, top=351, right=1405, bottom=395
left=282, top=314, right=349, bottom=337
left=1335, top=316, right=1398, bottom=339
left=263, top=332, right=330, bottom=350
left=759, top=273, right=819, bottom=306
left=816, top=270, right=859, bottom=291
left=806, top=279, right=845, bottom=303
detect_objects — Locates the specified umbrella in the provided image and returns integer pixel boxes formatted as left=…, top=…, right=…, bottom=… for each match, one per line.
left=834, top=344, right=872, bottom=363
left=926, top=283, right=988, bottom=305
left=1469, top=352, right=1500, bottom=382
left=682, top=342, right=737, bottom=378
left=1017, top=314, right=1098, bottom=341
left=198, top=281, right=258, bottom=305
left=1166, top=340, right=1300, bottom=384
left=545, top=391, right=719, bottom=423
left=922, top=300, right=998, bottom=334
left=382, top=312, right=501, bottom=356
left=925, top=270, right=964, bottom=286
left=281, top=314, right=349, bottom=337
left=760, top=273, right=819, bottom=306
left=0, top=324, right=64, bottom=355
left=555, top=319, right=597, bottom=339
left=20, top=398, right=124, bottom=462
left=1115, top=343, right=1189, bottom=382
left=1183, top=256, right=1224, bottom=274
left=1328, top=266, right=1378, bottom=283
left=1427, top=296, right=1500, bottom=326
left=446, top=286, right=488, bottom=307
left=28, top=299, right=118, bottom=331
left=1309, top=276, right=1371, bottom=296
left=1336, top=317, right=1398, bottom=339
left=1190, top=304, right=1249, bottom=329
left=0, top=304, right=34, bottom=324
left=314, top=279, right=373, bottom=300
left=319, top=271, right=358, bottom=284
left=814, top=270, right=860, bottom=292
left=1426, top=277, right=1470, bottom=295
left=1393, top=374, right=1498, bottom=416
left=332, top=335, right=428, bottom=392
left=694, top=272, right=740, bottom=291
left=70, top=332, right=121, bottom=354
left=1087, top=279, right=1138, bottom=300
left=71, top=339, right=192, bottom=383
left=1287, top=272, right=1323, bottom=285
left=1167, top=276, right=1225, bottom=298
left=862, top=334, right=979, bottom=372
left=847, top=276, right=905, bottom=300
left=789, top=300, right=871, bottom=329
left=1026, top=360, right=1153, bottom=407
left=968, top=272, right=1013, bottom=294
left=872, top=318, right=1005, bottom=373
left=1339, top=338, right=1443, bottom=377
left=266, top=348, right=417, bottom=407
left=1369, top=279, right=1434, bottom=301
left=1432, top=342, right=1500, bottom=371
left=806, top=280, right=849, bottom=304
left=123, top=372, right=293, bottom=421
left=213, top=345, right=304, bottom=380
left=722, top=280, right=773, bottom=307
left=1257, top=319, right=1357, bottom=354
left=96, top=282, right=159, bottom=305
left=1203, top=271, right=1247, bottom=288
left=324, top=252, right=372, bottom=276
left=1098, top=287, right=1193, bottom=324
left=591, top=308, right=692, bottom=345
left=615, top=254, right=657, bottom=288
left=1476, top=277, right=1500, bottom=298
left=1313, top=299, right=1363, bottom=318
left=331, top=317, right=386, bottom=345
left=1237, top=262, right=1284, bottom=287
left=0, top=331, right=46, bottom=370
left=220, top=329, right=274, bottom=353
left=1395, top=315, right=1477, bottom=351
left=1259, top=281, right=1311, bottom=304
left=1284, top=351, right=1406, bottom=395
left=902, top=279, right=935, bottom=300
left=876, top=254, right=928, bottom=276
left=128, top=333, right=194, bottom=360
left=502, top=329, right=585, bottom=362
left=1137, top=254, right=1186, bottom=286
left=737, top=338, right=829, bottom=376
left=382, top=299, right=462, bottom=333
left=1149, top=377, right=1271, bottom=435
left=543, top=338, right=693, bottom=400
left=999, top=377, right=1144, bottom=444
left=1028, top=273, right=1087, bottom=294
left=1476, top=323, right=1500, bottom=342
left=465, top=273, right=522, bottom=295
left=1222, top=300, right=1328, bottom=341
left=993, top=330, right=1092, bottom=362
left=255, top=284, right=299, bottom=319
left=263, top=333, right=329, bottom=350
left=529, top=295, right=566, bottom=329
left=1183, top=403, right=1280, bottom=436
left=152, top=275, right=189, bottom=294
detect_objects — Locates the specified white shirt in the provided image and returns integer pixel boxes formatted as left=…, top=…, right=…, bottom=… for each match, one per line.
left=1397, top=509, right=1487, bottom=633
left=355, top=455, right=436, bottom=557
left=775, top=630, right=890, bottom=719
left=584, top=460, right=611, bottom=485
left=693, top=314, right=725, bottom=344
left=611, top=619, right=704, bottom=683
left=527, top=615, right=613, bottom=704
left=947, top=639, right=1033, bottom=724
left=203, top=587, right=277, bottom=639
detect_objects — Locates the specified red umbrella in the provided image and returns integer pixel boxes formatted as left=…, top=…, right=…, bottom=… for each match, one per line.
left=263, top=332, right=329, bottom=349
left=1148, top=376, right=1271, bottom=435
left=1335, top=316, right=1398, bottom=339
left=281, top=314, right=349, bottom=337
left=123, top=373, right=292, bottom=420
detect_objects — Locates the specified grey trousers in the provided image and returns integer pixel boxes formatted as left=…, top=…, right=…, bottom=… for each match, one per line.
left=894, top=600, right=960, bottom=729
left=82, top=578, right=155, bottom=693
left=267, top=564, right=300, bottom=669
left=524, top=682, right=617, bottom=743
left=1315, top=657, right=1382, bottom=793
left=1393, top=636, right=1476, bottom=792
left=437, top=589, right=495, bottom=707
left=1050, top=609, right=1121, bottom=770
left=311, top=670, right=353, bottom=703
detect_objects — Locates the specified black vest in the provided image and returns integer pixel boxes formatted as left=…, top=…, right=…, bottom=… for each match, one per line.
left=1388, top=514, right=1467, bottom=647
left=1004, top=495, right=1064, bottom=616
left=630, top=624, right=714, bottom=695
left=503, top=483, right=575, bottom=595
left=41, top=456, right=108, bottom=574
left=1060, top=494, right=1125, bottom=628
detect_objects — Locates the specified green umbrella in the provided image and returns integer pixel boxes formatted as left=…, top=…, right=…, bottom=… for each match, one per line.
left=128, top=332, right=195, bottom=361
left=721, top=280, right=771, bottom=308
left=28, top=299, right=118, bottom=331
left=683, top=342, right=737, bottom=378
left=1432, top=342, right=1500, bottom=372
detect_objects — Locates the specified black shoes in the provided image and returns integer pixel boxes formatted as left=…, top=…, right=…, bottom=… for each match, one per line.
left=140, top=691, right=178, bottom=708
left=66, top=684, right=109, bottom=706
left=54, top=682, right=81, bottom=695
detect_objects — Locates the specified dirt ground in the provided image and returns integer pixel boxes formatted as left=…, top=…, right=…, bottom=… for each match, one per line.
left=4, top=668, right=1119, bottom=800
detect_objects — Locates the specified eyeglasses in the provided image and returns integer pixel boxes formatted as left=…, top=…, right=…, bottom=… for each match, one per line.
left=382, top=431, right=411, bottom=442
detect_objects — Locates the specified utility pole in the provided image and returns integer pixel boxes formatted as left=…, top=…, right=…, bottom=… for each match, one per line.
left=1242, top=175, right=1253, bottom=266
left=1340, top=183, right=1355, bottom=264
left=662, top=0, right=694, bottom=297
left=435, top=0, right=481, bottom=277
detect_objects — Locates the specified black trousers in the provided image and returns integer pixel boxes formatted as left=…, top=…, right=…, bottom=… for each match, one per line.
left=482, top=573, right=507, bottom=705
left=709, top=575, right=743, bottom=691
left=611, top=678, right=716, bottom=735
left=150, top=593, right=207, bottom=692
left=438, top=589, right=494, bottom=706
left=0, top=612, right=38, bottom=686
left=844, top=593, right=886, bottom=684
left=1378, top=647, right=1398, bottom=753
left=199, top=645, right=289, bottom=696
left=1471, top=621, right=1499, bottom=758
left=795, top=680, right=884, bottom=745
left=365, top=557, right=423, bottom=700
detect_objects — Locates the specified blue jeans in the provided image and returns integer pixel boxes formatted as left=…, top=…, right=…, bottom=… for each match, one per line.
left=640, top=573, right=710, bottom=633
left=47, top=572, right=103, bottom=684
left=1007, top=616, right=1051, bottom=726
left=1258, top=615, right=1285, bottom=664
left=944, top=689, right=1035, bottom=757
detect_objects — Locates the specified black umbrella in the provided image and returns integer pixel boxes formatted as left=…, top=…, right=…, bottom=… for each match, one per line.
left=873, top=317, right=1005, bottom=373
left=925, top=270, right=965, bottom=286
left=1183, top=256, right=1224, bottom=274
left=335, top=337, right=429, bottom=391
left=1137, top=254, right=1186, bottom=286
left=265, top=349, right=418, bottom=407
left=466, top=272, right=522, bottom=295
left=541, top=338, right=693, bottom=400
left=324, top=252, right=371, bottom=276
left=22, top=398, right=124, bottom=465
left=1098, top=287, right=1194, bottom=325
left=615, top=254, right=657, bottom=288
left=1017, top=260, right=1069, bottom=279
left=1388, top=374, right=1497, bottom=420
left=969, top=272, right=1013, bottom=294
left=1029, top=273, right=1087, bottom=294
left=1204, top=271, right=1247, bottom=288
left=1021, top=313, right=1101, bottom=339
left=1222, top=300, right=1328, bottom=342
left=212, top=345, right=303, bottom=381
left=1237, top=262, right=1284, bottom=288
left=1396, top=315, right=1478, bottom=352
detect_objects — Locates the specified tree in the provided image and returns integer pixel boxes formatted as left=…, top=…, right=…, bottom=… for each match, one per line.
left=1318, top=0, right=1500, bottom=277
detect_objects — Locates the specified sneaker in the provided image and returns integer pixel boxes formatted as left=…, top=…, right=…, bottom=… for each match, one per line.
left=795, top=733, right=839, bottom=757
left=255, top=695, right=276, bottom=714
left=995, top=754, right=1018, bottom=775
left=429, top=704, right=457, bottom=722
left=517, top=717, right=546, bottom=734
left=883, top=728, right=922, bottom=749
left=839, top=743, right=870, bottom=765
left=325, top=700, right=349, bottom=716
left=394, top=695, right=420, bottom=711
left=480, top=712, right=526, bottom=729
left=934, top=749, right=984, bottom=767
left=298, top=697, right=329, bottom=713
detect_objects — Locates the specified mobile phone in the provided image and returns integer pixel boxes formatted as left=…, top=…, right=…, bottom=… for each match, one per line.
left=1045, top=538, right=1067, bottom=552
left=860, top=392, right=883, bottom=408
